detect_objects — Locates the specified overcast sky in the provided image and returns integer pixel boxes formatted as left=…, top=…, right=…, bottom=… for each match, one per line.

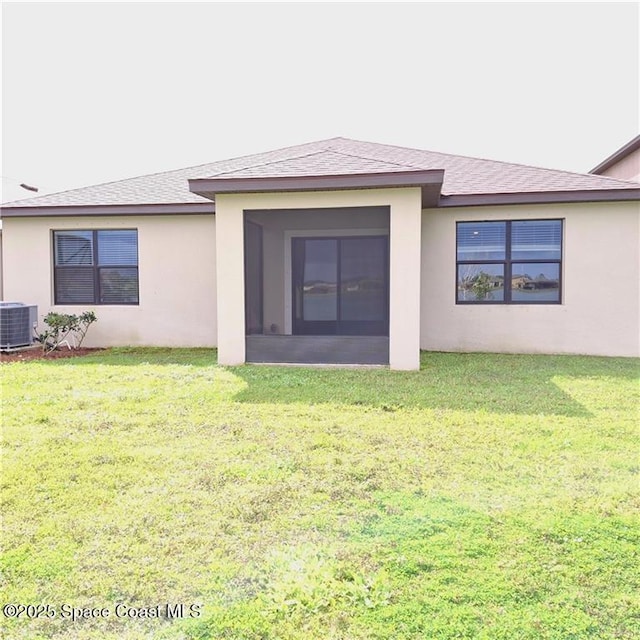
left=2, top=2, right=638, bottom=203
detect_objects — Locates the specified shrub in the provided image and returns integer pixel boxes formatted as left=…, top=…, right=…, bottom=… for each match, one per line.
left=36, top=311, right=97, bottom=354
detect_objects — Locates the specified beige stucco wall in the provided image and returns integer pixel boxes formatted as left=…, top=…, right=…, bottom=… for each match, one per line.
left=216, top=189, right=423, bottom=369
left=1, top=214, right=217, bottom=347
left=421, top=201, right=640, bottom=357
left=6, top=195, right=636, bottom=361
left=598, top=147, right=640, bottom=183
left=0, top=228, right=3, bottom=300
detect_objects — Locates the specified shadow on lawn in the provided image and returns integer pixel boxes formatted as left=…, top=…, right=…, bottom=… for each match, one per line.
left=13, top=347, right=220, bottom=367
left=230, top=352, right=638, bottom=417
left=26, top=348, right=637, bottom=418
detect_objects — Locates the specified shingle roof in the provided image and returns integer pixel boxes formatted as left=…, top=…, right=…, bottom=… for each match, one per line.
left=3, top=136, right=638, bottom=209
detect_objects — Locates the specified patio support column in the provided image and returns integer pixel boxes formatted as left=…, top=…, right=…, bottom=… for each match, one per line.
left=389, top=189, right=422, bottom=370
left=214, top=195, right=245, bottom=365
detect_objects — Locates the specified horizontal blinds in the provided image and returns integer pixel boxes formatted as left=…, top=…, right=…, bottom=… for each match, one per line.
left=54, top=230, right=138, bottom=266
left=511, top=221, right=561, bottom=260
left=457, top=222, right=506, bottom=261
left=54, top=268, right=95, bottom=303
left=54, top=231, right=93, bottom=265
left=97, top=230, right=138, bottom=266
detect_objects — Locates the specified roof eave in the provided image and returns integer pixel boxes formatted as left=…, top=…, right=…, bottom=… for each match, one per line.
left=438, top=189, right=640, bottom=208
left=2, top=186, right=637, bottom=217
left=188, top=170, right=445, bottom=208
left=0, top=202, right=215, bottom=218
left=590, top=135, right=640, bottom=175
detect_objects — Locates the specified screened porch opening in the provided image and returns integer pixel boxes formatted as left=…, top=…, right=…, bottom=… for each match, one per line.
left=243, top=207, right=390, bottom=365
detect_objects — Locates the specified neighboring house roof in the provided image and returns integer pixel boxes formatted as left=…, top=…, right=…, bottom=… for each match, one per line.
left=2, top=137, right=639, bottom=215
left=590, top=135, right=640, bottom=175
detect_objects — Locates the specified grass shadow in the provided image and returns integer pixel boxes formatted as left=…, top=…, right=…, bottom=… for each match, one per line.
left=10, top=348, right=638, bottom=418
left=230, top=352, right=639, bottom=417
left=6, top=347, right=220, bottom=367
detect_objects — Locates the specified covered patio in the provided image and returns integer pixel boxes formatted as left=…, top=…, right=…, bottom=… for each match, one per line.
left=188, top=169, right=444, bottom=370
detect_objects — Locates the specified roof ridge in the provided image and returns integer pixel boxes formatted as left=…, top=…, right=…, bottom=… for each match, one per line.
left=186, top=137, right=346, bottom=176
left=206, top=146, right=430, bottom=179
left=3, top=136, right=638, bottom=209
left=1, top=137, right=346, bottom=207
left=331, top=136, right=474, bottom=164
left=333, top=136, right=637, bottom=187
left=206, top=149, right=334, bottom=178
left=326, top=148, right=428, bottom=172
left=437, top=149, right=640, bottom=186
left=1, top=163, right=215, bottom=207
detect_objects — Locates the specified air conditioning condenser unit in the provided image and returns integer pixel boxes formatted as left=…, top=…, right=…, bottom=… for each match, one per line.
left=0, top=303, right=38, bottom=350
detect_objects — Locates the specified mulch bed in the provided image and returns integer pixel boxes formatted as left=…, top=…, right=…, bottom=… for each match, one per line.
left=0, top=348, right=104, bottom=363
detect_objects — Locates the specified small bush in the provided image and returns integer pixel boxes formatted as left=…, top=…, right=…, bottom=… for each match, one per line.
left=36, top=311, right=97, bottom=353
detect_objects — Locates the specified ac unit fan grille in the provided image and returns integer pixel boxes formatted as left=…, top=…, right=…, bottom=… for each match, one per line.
left=0, top=304, right=38, bottom=349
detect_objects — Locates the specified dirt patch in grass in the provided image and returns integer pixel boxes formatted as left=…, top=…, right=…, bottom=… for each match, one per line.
left=0, top=347, right=103, bottom=363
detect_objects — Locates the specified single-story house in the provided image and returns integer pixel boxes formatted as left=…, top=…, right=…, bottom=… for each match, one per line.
left=1, top=137, right=639, bottom=369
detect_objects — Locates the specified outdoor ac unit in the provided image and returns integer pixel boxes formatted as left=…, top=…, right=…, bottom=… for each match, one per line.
left=0, top=303, right=38, bottom=349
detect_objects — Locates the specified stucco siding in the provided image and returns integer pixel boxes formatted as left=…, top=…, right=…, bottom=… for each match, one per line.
left=4, top=197, right=638, bottom=359
left=1, top=214, right=217, bottom=348
left=421, top=201, right=640, bottom=357
left=0, top=229, right=3, bottom=300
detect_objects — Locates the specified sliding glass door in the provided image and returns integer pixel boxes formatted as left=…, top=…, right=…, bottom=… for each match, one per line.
left=292, top=236, right=388, bottom=336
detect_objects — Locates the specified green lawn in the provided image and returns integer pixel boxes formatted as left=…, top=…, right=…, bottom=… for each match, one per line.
left=1, top=349, right=639, bottom=639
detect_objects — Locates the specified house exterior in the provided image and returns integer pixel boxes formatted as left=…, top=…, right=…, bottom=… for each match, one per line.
left=590, top=135, right=640, bottom=183
left=1, top=137, right=639, bottom=369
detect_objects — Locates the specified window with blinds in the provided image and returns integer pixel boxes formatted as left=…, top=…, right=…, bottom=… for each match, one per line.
left=456, top=220, right=562, bottom=304
left=53, top=230, right=139, bottom=305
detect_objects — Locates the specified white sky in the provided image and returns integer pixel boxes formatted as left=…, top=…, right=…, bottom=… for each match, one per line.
left=1, top=1, right=638, bottom=203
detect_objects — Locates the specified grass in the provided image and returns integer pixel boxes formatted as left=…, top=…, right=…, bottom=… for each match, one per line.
left=1, top=348, right=639, bottom=639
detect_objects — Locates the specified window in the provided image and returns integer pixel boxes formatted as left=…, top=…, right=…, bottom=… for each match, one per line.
left=53, top=230, right=139, bottom=304
left=456, top=220, right=562, bottom=304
